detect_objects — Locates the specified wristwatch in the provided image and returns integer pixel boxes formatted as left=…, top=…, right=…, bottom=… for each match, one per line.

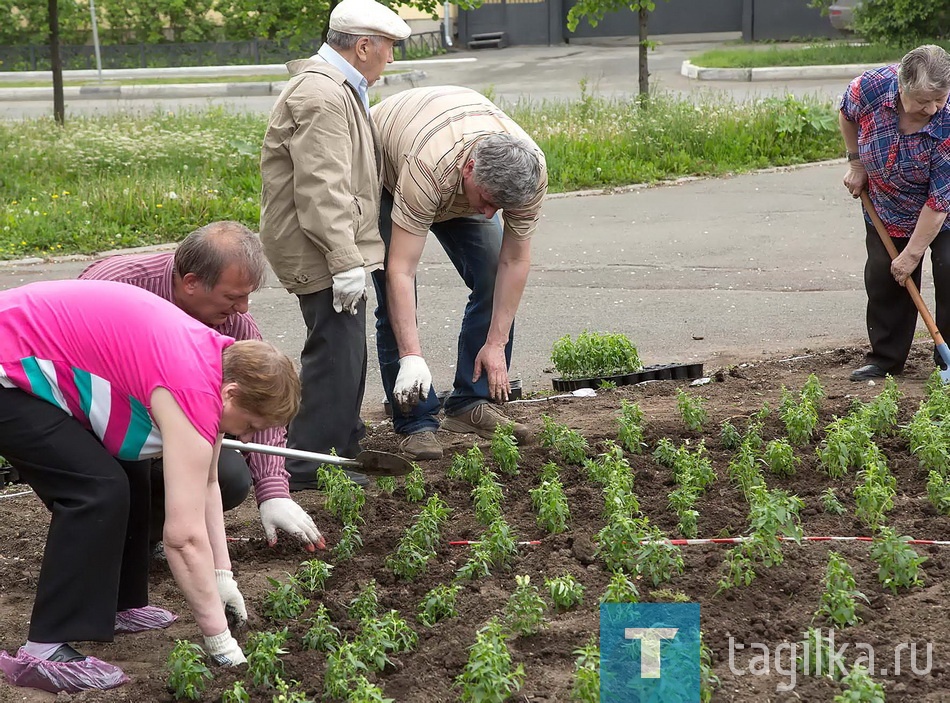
left=847, top=151, right=861, bottom=161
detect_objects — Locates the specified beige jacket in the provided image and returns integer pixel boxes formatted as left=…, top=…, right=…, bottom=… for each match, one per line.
left=260, top=59, right=383, bottom=296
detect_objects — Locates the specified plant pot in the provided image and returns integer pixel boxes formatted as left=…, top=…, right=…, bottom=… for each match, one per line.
left=552, top=373, right=629, bottom=392
left=508, top=378, right=523, bottom=401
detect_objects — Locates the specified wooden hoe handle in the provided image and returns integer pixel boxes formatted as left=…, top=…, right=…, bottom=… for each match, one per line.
left=859, top=191, right=946, bottom=347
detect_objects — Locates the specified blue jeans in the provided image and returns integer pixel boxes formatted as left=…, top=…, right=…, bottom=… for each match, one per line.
left=372, top=189, right=514, bottom=435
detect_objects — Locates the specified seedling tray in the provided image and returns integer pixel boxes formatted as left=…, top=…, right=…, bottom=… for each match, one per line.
left=551, top=363, right=703, bottom=391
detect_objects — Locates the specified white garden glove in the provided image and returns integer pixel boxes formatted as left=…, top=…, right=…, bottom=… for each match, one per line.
left=215, top=569, right=248, bottom=630
left=331, top=267, right=366, bottom=314
left=204, top=629, right=246, bottom=667
left=259, top=497, right=325, bottom=552
left=393, top=354, right=432, bottom=412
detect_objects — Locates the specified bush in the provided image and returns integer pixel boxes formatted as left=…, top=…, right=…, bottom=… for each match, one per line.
left=551, top=331, right=641, bottom=380
left=854, top=0, right=949, bottom=44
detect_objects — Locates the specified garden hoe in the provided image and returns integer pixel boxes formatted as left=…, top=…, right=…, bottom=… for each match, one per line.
left=860, top=191, right=950, bottom=384
left=221, top=439, right=414, bottom=477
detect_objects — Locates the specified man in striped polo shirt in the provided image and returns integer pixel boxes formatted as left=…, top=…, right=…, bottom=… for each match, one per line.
left=371, top=86, right=547, bottom=460
left=79, top=221, right=323, bottom=553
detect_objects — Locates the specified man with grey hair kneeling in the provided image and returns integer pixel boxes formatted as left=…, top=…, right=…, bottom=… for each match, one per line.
left=371, top=86, right=548, bottom=460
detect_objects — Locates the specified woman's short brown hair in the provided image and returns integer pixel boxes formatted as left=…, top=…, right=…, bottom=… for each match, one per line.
left=222, top=340, right=300, bottom=427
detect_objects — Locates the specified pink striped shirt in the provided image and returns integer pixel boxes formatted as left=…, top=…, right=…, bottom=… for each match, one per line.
left=80, top=253, right=290, bottom=503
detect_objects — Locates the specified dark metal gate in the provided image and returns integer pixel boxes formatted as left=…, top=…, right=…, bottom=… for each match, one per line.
left=564, top=0, right=743, bottom=40
left=457, top=0, right=554, bottom=47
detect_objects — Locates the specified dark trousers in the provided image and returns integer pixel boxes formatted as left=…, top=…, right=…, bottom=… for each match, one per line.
left=864, top=223, right=950, bottom=373
left=0, top=388, right=149, bottom=643
left=371, top=188, right=514, bottom=435
left=149, top=449, right=250, bottom=543
left=286, top=287, right=367, bottom=490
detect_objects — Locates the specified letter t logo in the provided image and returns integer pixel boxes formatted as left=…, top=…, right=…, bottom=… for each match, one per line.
left=624, top=628, right=679, bottom=678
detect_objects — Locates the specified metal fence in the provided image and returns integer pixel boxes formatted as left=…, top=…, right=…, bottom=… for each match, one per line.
left=0, top=31, right=446, bottom=72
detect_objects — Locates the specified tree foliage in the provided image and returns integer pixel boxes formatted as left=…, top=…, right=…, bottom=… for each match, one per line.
left=852, top=0, right=949, bottom=45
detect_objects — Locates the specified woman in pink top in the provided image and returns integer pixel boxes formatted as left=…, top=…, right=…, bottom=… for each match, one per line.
left=0, top=280, right=300, bottom=694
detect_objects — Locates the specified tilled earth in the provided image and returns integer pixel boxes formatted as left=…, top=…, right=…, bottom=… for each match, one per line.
left=1, top=344, right=949, bottom=702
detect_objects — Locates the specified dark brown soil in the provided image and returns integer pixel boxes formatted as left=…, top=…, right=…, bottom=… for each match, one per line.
left=1, top=344, right=949, bottom=703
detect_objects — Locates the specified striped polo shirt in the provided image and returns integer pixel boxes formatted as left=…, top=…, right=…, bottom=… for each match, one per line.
left=0, top=280, right=231, bottom=461
left=371, top=86, right=548, bottom=240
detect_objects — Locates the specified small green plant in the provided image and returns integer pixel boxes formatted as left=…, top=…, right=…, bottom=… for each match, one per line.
left=246, top=628, right=289, bottom=689
left=570, top=636, right=599, bottom=703
left=617, top=400, right=646, bottom=454
left=600, top=570, right=640, bottom=603
left=333, top=523, right=363, bottom=561
left=404, top=462, right=427, bottom=502
left=797, top=627, right=844, bottom=680
left=869, top=527, right=926, bottom=594
left=595, top=513, right=647, bottom=573
left=906, top=407, right=950, bottom=472
left=531, top=477, right=571, bottom=534
left=324, top=466, right=366, bottom=525
left=456, top=542, right=494, bottom=580
left=545, top=574, right=585, bottom=611
left=349, top=580, right=381, bottom=622
left=376, top=475, right=397, bottom=494
left=386, top=537, right=435, bottom=580
left=355, top=610, right=418, bottom=671
left=166, top=639, right=212, bottom=701
left=821, top=488, right=846, bottom=515
left=263, top=577, right=310, bottom=620
left=221, top=680, right=250, bottom=703
left=815, top=552, right=868, bottom=628
left=700, top=632, right=720, bottom=702
left=455, top=619, right=525, bottom=703
left=597, top=379, right=618, bottom=389
left=484, top=516, right=519, bottom=569
left=633, top=528, right=685, bottom=586
left=417, top=583, right=462, bottom=626
left=716, top=545, right=757, bottom=593
left=550, top=331, right=641, bottom=380
left=539, top=415, right=589, bottom=465
left=293, top=559, right=333, bottom=593
left=652, top=437, right=680, bottom=468
left=762, top=438, right=799, bottom=477
left=861, top=376, right=901, bottom=436
left=720, top=421, right=742, bottom=450
left=834, top=664, right=885, bottom=702
left=505, top=575, right=547, bottom=636
left=449, top=445, right=486, bottom=485
left=348, top=675, right=395, bottom=703
left=302, top=604, right=340, bottom=652
left=491, top=422, right=520, bottom=475
left=324, top=641, right=368, bottom=700
left=271, top=676, right=313, bottom=703
left=802, top=373, right=825, bottom=406
left=676, top=389, right=708, bottom=432
left=472, top=471, right=504, bottom=525
left=651, top=588, right=691, bottom=603
left=927, top=470, right=950, bottom=515
left=853, top=449, right=895, bottom=529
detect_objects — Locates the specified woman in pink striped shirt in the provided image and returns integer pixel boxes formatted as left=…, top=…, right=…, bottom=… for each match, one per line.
left=0, top=279, right=300, bottom=694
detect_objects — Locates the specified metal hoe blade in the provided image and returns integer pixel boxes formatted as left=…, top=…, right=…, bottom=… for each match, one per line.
left=221, top=439, right=414, bottom=477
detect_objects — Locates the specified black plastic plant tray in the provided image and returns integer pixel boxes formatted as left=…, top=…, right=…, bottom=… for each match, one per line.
left=551, top=363, right=703, bottom=391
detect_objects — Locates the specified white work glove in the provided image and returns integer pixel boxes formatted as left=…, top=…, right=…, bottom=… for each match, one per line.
left=204, top=629, right=246, bottom=666
left=215, top=569, right=248, bottom=630
left=393, top=354, right=432, bottom=412
left=259, top=497, right=326, bottom=552
left=331, top=267, right=366, bottom=314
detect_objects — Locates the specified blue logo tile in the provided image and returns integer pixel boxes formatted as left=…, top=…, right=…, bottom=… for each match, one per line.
left=600, top=602, right=700, bottom=702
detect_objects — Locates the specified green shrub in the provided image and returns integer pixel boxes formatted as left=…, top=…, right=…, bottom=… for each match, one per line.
left=551, top=331, right=641, bottom=380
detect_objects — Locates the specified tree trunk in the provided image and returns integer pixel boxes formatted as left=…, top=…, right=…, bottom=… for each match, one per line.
left=49, top=0, right=64, bottom=125
left=638, top=6, right=649, bottom=98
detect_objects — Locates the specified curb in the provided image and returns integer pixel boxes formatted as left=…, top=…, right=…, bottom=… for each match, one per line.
left=680, top=60, right=883, bottom=82
left=0, top=69, right=427, bottom=102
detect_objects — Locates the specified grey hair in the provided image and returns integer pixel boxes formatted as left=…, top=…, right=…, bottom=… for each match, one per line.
left=471, top=133, right=542, bottom=211
left=325, top=30, right=387, bottom=51
left=898, top=44, right=950, bottom=94
left=174, top=221, right=266, bottom=291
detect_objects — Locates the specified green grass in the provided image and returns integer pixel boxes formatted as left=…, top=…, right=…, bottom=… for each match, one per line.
left=0, top=90, right=843, bottom=260
left=692, top=40, right=950, bottom=68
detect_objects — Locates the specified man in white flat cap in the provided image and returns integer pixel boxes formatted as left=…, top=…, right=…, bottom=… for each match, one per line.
left=260, top=0, right=410, bottom=492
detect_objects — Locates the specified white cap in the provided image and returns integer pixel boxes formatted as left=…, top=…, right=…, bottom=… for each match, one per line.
left=329, top=0, right=412, bottom=41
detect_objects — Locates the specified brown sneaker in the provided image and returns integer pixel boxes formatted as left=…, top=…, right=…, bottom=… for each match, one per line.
left=398, top=431, right=443, bottom=460
left=441, top=403, right=530, bottom=443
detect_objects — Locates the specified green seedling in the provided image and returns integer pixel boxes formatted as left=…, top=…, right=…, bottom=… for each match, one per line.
left=484, top=516, right=519, bottom=569
left=927, top=470, right=950, bottom=515
left=324, top=641, right=368, bottom=700
left=600, top=570, right=640, bottom=603
left=491, top=422, right=520, bottom=475
left=700, top=632, right=720, bottom=702
left=802, top=373, right=825, bottom=406
left=716, top=545, right=756, bottom=593
left=651, top=589, right=691, bottom=603
left=449, top=445, right=486, bottom=485
left=617, top=400, right=646, bottom=454
left=676, top=389, right=707, bottom=432
left=595, top=513, right=646, bottom=573
left=221, top=680, right=250, bottom=703
left=633, top=527, right=685, bottom=586
left=324, top=467, right=366, bottom=525
left=853, top=452, right=895, bottom=529
left=870, top=527, right=926, bottom=594
left=652, top=437, right=679, bottom=468
left=386, top=538, right=435, bottom=580
left=271, top=676, right=312, bottom=703
left=797, top=626, right=845, bottom=680
left=860, top=376, right=901, bottom=436
left=246, top=628, right=289, bottom=689
left=540, top=461, right=561, bottom=481
left=263, top=577, right=309, bottom=620
left=417, top=583, right=462, bottom=626
left=905, top=407, right=950, bottom=472
left=539, top=414, right=589, bottom=465
left=333, top=523, right=363, bottom=561
left=302, top=604, right=340, bottom=652
left=545, top=574, right=585, bottom=611
left=720, top=421, right=743, bottom=451
left=550, top=331, right=641, bottom=380
left=455, top=618, right=526, bottom=703
left=833, top=664, right=885, bottom=703
left=349, top=675, right=395, bottom=703
left=166, top=639, right=211, bottom=701
left=821, top=488, right=846, bottom=515
left=815, top=552, right=867, bottom=628
left=376, top=475, right=397, bottom=494
left=598, top=379, right=618, bottom=389
left=293, top=559, right=333, bottom=593
left=602, top=473, right=640, bottom=521
left=349, top=580, right=381, bottom=622
left=531, top=477, right=571, bottom=534
left=570, top=636, right=599, bottom=703
left=456, top=542, right=494, bottom=580
left=354, top=611, right=417, bottom=672
left=762, top=438, right=799, bottom=477
left=505, top=575, right=547, bottom=636
left=472, top=471, right=504, bottom=525
left=404, top=462, right=427, bottom=502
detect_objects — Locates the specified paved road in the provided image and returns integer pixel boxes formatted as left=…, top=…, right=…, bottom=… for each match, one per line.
left=0, top=39, right=852, bottom=120
left=2, top=161, right=925, bottom=411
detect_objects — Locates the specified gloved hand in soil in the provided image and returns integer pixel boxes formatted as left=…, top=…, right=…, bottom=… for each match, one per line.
left=393, top=354, right=431, bottom=411
left=259, top=497, right=325, bottom=552
left=203, top=630, right=246, bottom=666
left=331, top=267, right=366, bottom=314
left=214, top=569, right=248, bottom=630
